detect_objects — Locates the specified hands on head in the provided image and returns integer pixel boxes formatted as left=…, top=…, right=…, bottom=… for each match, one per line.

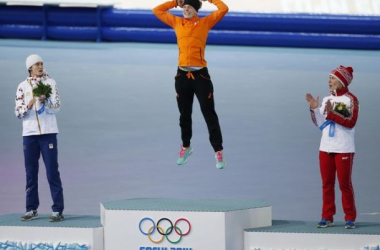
left=177, top=0, right=207, bottom=8
left=177, top=0, right=184, bottom=7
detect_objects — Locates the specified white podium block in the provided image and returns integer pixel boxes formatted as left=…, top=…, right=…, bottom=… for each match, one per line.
left=244, top=220, right=380, bottom=250
left=101, top=198, right=272, bottom=250
left=0, top=214, right=103, bottom=250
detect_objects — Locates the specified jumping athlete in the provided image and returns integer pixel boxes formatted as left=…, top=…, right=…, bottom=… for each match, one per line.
left=153, top=0, right=228, bottom=169
left=15, top=54, right=64, bottom=222
left=306, top=65, right=359, bottom=229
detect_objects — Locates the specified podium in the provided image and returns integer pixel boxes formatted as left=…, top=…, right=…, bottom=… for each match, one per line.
left=0, top=201, right=380, bottom=250
left=2, top=199, right=378, bottom=250
left=101, top=198, right=272, bottom=250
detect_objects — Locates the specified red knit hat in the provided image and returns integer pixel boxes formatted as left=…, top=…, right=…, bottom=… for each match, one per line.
left=330, top=65, right=354, bottom=87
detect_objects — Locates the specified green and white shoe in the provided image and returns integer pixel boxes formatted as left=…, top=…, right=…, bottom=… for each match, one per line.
left=50, top=212, right=64, bottom=222
left=215, top=151, right=225, bottom=169
left=177, top=146, right=193, bottom=165
left=21, top=210, right=38, bottom=221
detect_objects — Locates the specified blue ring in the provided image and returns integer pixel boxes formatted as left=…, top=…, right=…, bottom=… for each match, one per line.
left=139, top=217, right=155, bottom=235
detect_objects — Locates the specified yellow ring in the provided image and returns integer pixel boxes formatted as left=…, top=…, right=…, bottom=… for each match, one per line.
left=147, top=225, right=165, bottom=244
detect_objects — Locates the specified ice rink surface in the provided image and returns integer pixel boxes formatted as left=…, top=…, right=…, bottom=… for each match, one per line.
left=1, top=39, right=380, bottom=223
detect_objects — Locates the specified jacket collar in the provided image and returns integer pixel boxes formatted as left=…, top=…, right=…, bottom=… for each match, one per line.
left=331, top=86, right=349, bottom=96
left=27, top=69, right=50, bottom=83
left=183, top=15, right=199, bottom=25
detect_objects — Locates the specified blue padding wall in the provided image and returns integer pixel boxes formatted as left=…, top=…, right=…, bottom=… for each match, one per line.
left=102, top=9, right=380, bottom=35
left=0, top=6, right=43, bottom=25
left=48, top=7, right=97, bottom=26
left=1, top=4, right=380, bottom=49
left=0, top=25, right=42, bottom=39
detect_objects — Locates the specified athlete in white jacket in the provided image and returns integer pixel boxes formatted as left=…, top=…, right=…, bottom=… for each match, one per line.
left=306, top=65, right=359, bottom=229
left=15, top=73, right=60, bottom=136
left=15, top=54, right=64, bottom=222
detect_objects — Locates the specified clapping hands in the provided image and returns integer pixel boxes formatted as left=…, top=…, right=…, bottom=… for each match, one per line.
left=306, top=93, right=319, bottom=109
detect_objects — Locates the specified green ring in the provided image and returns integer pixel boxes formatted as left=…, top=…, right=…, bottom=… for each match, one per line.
left=165, top=226, right=182, bottom=244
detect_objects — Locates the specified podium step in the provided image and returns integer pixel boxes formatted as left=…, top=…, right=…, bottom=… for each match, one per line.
left=0, top=214, right=103, bottom=250
left=244, top=220, right=380, bottom=250
left=102, top=198, right=269, bottom=212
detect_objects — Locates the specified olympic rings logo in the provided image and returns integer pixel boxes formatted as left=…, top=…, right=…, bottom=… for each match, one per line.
left=139, top=217, right=191, bottom=244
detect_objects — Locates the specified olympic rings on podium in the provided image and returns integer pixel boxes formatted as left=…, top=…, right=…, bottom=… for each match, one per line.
left=138, top=217, right=191, bottom=244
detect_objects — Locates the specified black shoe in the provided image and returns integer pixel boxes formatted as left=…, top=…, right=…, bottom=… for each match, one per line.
left=50, top=212, right=64, bottom=222
left=21, top=210, right=38, bottom=221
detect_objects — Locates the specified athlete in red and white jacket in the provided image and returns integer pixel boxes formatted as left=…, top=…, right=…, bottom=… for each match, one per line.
left=306, top=65, right=359, bottom=229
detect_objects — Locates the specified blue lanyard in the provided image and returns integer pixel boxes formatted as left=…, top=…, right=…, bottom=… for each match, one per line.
left=37, top=98, right=52, bottom=115
left=319, top=120, right=336, bottom=137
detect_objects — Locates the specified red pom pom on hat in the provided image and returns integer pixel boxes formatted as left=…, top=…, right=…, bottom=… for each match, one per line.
left=330, top=65, right=354, bottom=87
left=346, top=66, right=354, bottom=74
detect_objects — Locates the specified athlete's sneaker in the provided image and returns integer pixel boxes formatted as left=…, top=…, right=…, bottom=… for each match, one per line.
left=317, top=219, right=334, bottom=228
left=177, top=146, right=193, bottom=165
left=50, top=212, right=64, bottom=222
left=345, top=220, right=356, bottom=229
left=21, top=210, right=38, bottom=221
left=215, top=151, right=225, bottom=169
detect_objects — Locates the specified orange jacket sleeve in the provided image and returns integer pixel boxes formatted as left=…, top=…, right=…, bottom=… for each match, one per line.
left=152, top=0, right=179, bottom=28
left=204, top=0, right=229, bottom=29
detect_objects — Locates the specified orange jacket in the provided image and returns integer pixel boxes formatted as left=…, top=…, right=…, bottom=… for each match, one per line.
left=153, top=0, right=229, bottom=67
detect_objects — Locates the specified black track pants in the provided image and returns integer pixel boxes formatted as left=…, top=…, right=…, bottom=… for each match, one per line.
left=174, top=67, right=223, bottom=152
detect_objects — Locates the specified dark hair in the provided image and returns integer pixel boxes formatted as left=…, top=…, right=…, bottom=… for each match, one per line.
left=184, top=0, right=202, bottom=12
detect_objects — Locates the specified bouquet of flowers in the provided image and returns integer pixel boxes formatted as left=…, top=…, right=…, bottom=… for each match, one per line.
left=334, top=102, right=351, bottom=117
left=33, top=80, right=52, bottom=104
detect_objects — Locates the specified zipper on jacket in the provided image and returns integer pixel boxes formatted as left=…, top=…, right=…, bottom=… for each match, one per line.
left=187, top=37, right=190, bottom=65
left=327, top=133, right=330, bottom=153
left=34, top=104, right=42, bottom=135
left=178, top=47, right=181, bottom=63
left=30, top=81, right=42, bottom=135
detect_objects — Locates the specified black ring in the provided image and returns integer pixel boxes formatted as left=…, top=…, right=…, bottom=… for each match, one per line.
left=157, top=218, right=173, bottom=236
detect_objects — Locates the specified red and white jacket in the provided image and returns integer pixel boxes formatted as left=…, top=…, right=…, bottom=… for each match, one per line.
left=15, top=73, right=60, bottom=136
left=310, top=86, right=359, bottom=153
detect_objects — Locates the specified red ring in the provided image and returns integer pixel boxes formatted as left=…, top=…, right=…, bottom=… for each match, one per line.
left=174, top=218, right=191, bottom=236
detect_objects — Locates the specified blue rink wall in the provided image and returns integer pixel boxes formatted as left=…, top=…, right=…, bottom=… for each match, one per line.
left=1, top=5, right=380, bottom=49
